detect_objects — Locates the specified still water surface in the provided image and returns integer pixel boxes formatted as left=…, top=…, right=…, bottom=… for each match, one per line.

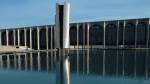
left=0, top=49, right=150, bottom=84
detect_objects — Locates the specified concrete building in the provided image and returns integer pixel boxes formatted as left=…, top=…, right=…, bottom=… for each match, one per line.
left=0, top=18, right=150, bottom=50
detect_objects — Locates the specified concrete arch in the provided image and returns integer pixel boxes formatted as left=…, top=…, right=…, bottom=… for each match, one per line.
left=118, top=22, right=124, bottom=45
left=15, top=30, right=18, bottom=46
left=89, top=24, right=103, bottom=45
left=8, top=30, right=14, bottom=45
left=136, top=22, right=147, bottom=45
left=105, top=24, right=117, bottom=45
left=26, top=29, right=30, bottom=48
left=32, top=29, right=37, bottom=50
left=78, top=24, right=87, bottom=45
left=70, top=25, right=77, bottom=45
left=1, top=30, right=6, bottom=45
left=20, top=29, right=25, bottom=46
left=125, top=23, right=135, bottom=45
left=40, top=28, right=46, bottom=50
left=48, top=26, right=52, bottom=49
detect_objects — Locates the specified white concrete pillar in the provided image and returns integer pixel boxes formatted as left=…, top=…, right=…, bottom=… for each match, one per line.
left=51, top=26, right=53, bottom=49
left=87, top=23, right=90, bottom=49
left=77, top=24, right=79, bottom=49
left=76, top=23, right=79, bottom=73
left=30, top=28, right=32, bottom=49
left=83, top=24, right=85, bottom=49
left=50, top=26, right=54, bottom=71
left=46, top=26, right=49, bottom=50
left=6, top=30, right=9, bottom=46
left=13, top=30, right=16, bottom=46
left=123, top=20, right=126, bottom=46
left=37, top=52, right=41, bottom=71
left=117, top=21, right=119, bottom=48
left=17, top=29, right=20, bottom=46
left=146, top=19, right=150, bottom=48
left=37, top=27, right=40, bottom=50
left=87, top=23, right=90, bottom=74
left=135, top=20, right=138, bottom=48
left=0, top=31, right=1, bottom=46
left=6, top=55, right=10, bottom=69
left=104, top=22, right=106, bottom=48
left=24, top=28, right=27, bottom=47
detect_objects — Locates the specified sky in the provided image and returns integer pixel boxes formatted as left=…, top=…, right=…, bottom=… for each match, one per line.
left=0, top=0, right=150, bottom=28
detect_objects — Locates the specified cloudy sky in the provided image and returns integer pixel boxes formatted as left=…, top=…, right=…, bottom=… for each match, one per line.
left=0, top=0, right=150, bottom=28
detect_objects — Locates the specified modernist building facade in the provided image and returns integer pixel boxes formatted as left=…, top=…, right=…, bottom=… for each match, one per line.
left=0, top=18, right=150, bottom=50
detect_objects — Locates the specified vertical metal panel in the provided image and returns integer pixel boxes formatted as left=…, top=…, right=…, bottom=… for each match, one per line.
left=63, top=2, right=70, bottom=48
left=54, top=3, right=61, bottom=48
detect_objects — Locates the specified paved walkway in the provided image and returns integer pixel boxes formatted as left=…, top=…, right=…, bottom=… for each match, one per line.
left=0, top=46, right=32, bottom=53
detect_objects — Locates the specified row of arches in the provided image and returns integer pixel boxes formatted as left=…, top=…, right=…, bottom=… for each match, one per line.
left=0, top=27, right=54, bottom=50
left=70, top=22, right=148, bottom=47
left=0, top=22, right=148, bottom=50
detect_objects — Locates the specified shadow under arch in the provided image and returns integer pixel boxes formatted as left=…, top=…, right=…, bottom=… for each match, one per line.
left=40, top=28, right=46, bottom=50
left=125, top=23, right=135, bottom=46
left=1, top=30, right=6, bottom=45
left=89, top=24, right=104, bottom=45
left=105, top=24, right=117, bottom=46
left=69, top=25, right=77, bottom=45
left=8, top=30, right=14, bottom=45
left=136, top=22, right=147, bottom=46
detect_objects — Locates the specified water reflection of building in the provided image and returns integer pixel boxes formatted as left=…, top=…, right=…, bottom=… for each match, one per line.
left=0, top=18, right=150, bottom=50
left=0, top=51, right=56, bottom=72
left=70, top=49, right=150, bottom=79
left=0, top=49, right=149, bottom=79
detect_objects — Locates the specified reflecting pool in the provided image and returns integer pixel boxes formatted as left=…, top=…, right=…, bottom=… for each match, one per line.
left=0, top=49, right=150, bottom=84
